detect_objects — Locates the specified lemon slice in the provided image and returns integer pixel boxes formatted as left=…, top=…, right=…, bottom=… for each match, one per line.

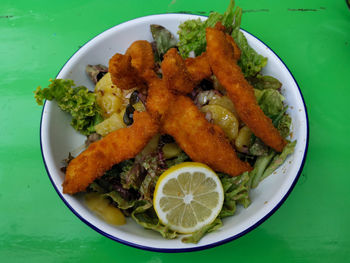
left=153, top=162, right=224, bottom=233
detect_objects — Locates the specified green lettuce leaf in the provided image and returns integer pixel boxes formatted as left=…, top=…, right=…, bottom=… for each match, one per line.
left=219, top=172, right=251, bottom=217
left=248, top=74, right=282, bottom=90
left=277, top=113, right=292, bottom=138
left=249, top=137, right=269, bottom=156
left=233, top=31, right=267, bottom=77
left=255, top=88, right=285, bottom=119
left=229, top=4, right=267, bottom=77
left=139, top=153, right=163, bottom=202
left=34, top=79, right=103, bottom=135
left=181, top=218, right=222, bottom=244
left=250, top=88, right=290, bottom=155
left=150, top=24, right=177, bottom=60
left=104, top=191, right=137, bottom=210
left=177, top=0, right=240, bottom=58
left=120, top=161, right=145, bottom=190
left=249, top=141, right=296, bottom=188
left=260, top=141, right=297, bottom=181
left=131, top=200, right=177, bottom=239
left=177, top=18, right=204, bottom=58
left=249, top=150, right=277, bottom=189
left=177, top=0, right=266, bottom=77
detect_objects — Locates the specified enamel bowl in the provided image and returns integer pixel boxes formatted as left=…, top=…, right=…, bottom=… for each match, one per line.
left=40, top=14, right=309, bottom=252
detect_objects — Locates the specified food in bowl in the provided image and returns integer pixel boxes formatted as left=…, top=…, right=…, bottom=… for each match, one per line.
left=35, top=0, right=303, bottom=247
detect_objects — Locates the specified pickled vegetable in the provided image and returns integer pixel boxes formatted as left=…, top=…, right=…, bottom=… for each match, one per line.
left=201, top=104, right=239, bottom=141
left=195, top=90, right=217, bottom=106
left=209, top=95, right=238, bottom=118
left=162, top=143, right=182, bottom=159
left=235, top=126, right=253, bottom=153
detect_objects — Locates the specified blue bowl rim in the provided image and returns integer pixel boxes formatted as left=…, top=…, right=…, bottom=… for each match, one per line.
left=39, top=13, right=310, bottom=253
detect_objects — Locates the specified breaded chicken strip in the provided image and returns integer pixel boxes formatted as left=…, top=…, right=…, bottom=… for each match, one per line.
left=161, top=48, right=195, bottom=94
left=126, top=40, right=155, bottom=78
left=162, top=95, right=252, bottom=176
left=206, top=27, right=287, bottom=152
left=109, top=41, right=154, bottom=90
left=214, top=21, right=241, bottom=60
left=225, top=34, right=241, bottom=60
left=109, top=53, right=145, bottom=90
left=144, top=48, right=252, bottom=176
left=62, top=111, right=159, bottom=194
left=143, top=69, right=176, bottom=119
left=185, top=52, right=212, bottom=84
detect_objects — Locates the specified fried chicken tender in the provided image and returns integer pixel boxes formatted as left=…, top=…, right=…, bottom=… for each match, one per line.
left=214, top=21, right=241, bottom=60
left=109, top=53, right=145, bottom=90
left=109, top=40, right=154, bottom=90
left=161, top=48, right=195, bottom=94
left=142, top=69, right=175, bottom=120
left=126, top=40, right=155, bottom=78
left=62, top=111, right=159, bottom=194
left=161, top=48, right=212, bottom=94
left=206, top=27, right=287, bottom=152
left=144, top=48, right=252, bottom=177
left=161, top=95, right=252, bottom=176
left=225, top=34, right=241, bottom=60
left=185, top=52, right=212, bottom=84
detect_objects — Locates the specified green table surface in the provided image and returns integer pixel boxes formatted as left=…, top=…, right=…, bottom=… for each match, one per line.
left=1, top=0, right=349, bottom=262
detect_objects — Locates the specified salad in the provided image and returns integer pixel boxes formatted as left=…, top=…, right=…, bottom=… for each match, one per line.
left=35, top=0, right=296, bottom=244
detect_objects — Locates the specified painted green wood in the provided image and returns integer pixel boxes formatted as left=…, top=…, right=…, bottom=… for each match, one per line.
left=1, top=0, right=349, bottom=262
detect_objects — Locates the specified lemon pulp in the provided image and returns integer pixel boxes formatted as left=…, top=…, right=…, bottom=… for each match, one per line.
left=153, top=162, right=224, bottom=233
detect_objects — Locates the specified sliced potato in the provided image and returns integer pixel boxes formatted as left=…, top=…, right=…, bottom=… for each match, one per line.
left=95, top=73, right=124, bottom=118
left=95, top=112, right=126, bottom=136
left=98, top=93, right=123, bottom=118
left=95, top=72, right=122, bottom=94
left=85, top=192, right=126, bottom=225
left=201, top=104, right=239, bottom=141
left=235, top=126, right=253, bottom=153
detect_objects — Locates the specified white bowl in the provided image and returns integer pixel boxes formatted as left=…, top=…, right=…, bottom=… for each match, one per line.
left=40, top=14, right=309, bottom=252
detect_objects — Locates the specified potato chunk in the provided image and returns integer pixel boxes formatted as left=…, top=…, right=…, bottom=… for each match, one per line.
left=95, top=111, right=126, bottom=136
left=95, top=73, right=124, bottom=118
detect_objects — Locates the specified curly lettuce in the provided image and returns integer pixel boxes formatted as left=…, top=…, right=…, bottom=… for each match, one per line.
left=233, top=30, right=267, bottom=77
left=255, top=88, right=285, bottom=119
left=131, top=200, right=178, bottom=239
left=177, top=0, right=238, bottom=58
left=177, top=0, right=267, bottom=77
left=34, top=79, right=103, bottom=135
